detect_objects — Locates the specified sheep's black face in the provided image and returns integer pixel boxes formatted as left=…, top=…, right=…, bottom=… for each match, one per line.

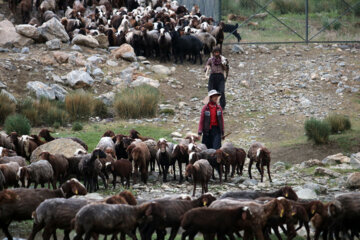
left=92, top=149, right=107, bottom=159
left=282, top=186, right=298, bottom=201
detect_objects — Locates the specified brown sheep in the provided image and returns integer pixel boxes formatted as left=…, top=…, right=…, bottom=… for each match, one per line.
left=185, top=159, right=212, bottom=196
left=248, top=142, right=272, bottom=182
left=129, top=129, right=154, bottom=141
left=106, top=158, right=132, bottom=188
left=39, top=152, right=69, bottom=188
left=73, top=202, right=162, bottom=240
left=210, top=198, right=286, bottom=239
left=172, top=144, right=189, bottom=183
left=181, top=205, right=253, bottom=240
left=139, top=194, right=217, bottom=240
left=18, top=160, right=54, bottom=189
left=0, top=156, right=27, bottom=166
left=0, top=178, right=86, bottom=240
left=29, top=190, right=135, bottom=240
left=130, top=142, right=150, bottom=184
left=0, top=162, right=20, bottom=188
left=102, top=130, right=115, bottom=138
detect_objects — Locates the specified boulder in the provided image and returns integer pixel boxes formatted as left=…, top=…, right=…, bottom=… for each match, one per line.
left=26, top=81, right=56, bottom=100
left=94, top=34, right=108, bottom=48
left=87, top=55, right=104, bottom=65
left=296, top=188, right=317, bottom=200
left=231, top=44, right=244, bottom=54
left=92, top=68, right=104, bottom=78
left=53, top=51, right=70, bottom=63
left=21, top=47, right=29, bottom=54
left=350, top=153, right=360, bottom=169
left=66, top=70, right=94, bottom=88
left=151, top=65, right=172, bottom=75
left=0, top=89, right=17, bottom=103
left=112, top=43, right=136, bottom=62
left=50, top=83, right=68, bottom=101
left=46, top=38, right=61, bottom=50
left=0, top=20, right=34, bottom=48
left=30, top=138, right=86, bottom=162
left=346, top=172, right=360, bottom=189
left=303, top=183, right=327, bottom=194
left=38, top=17, right=69, bottom=42
left=131, top=76, right=160, bottom=88
left=322, top=153, right=350, bottom=165
left=314, top=167, right=341, bottom=178
left=72, top=34, right=99, bottom=48
left=97, top=92, right=115, bottom=105
left=15, top=24, right=41, bottom=41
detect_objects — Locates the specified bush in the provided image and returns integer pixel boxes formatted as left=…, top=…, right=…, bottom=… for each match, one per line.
left=53, top=122, right=61, bottom=129
left=4, top=114, right=31, bottom=135
left=304, top=118, right=331, bottom=144
left=44, top=107, right=69, bottom=126
left=332, top=21, right=341, bottom=30
left=114, top=85, right=160, bottom=119
left=72, top=122, right=83, bottom=131
left=65, top=92, right=93, bottom=121
left=325, top=114, right=351, bottom=134
left=0, top=94, right=16, bottom=124
left=92, top=99, right=108, bottom=118
left=271, top=0, right=304, bottom=14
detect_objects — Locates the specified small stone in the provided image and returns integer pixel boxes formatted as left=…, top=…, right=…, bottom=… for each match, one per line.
left=87, top=55, right=104, bottom=65
left=21, top=47, right=29, bottom=54
left=71, top=45, right=82, bottom=51
left=66, top=70, right=94, bottom=88
left=131, top=76, right=160, bottom=88
left=72, top=34, right=99, bottom=48
left=300, top=159, right=324, bottom=168
left=296, top=188, right=317, bottom=199
left=53, top=51, right=70, bottom=64
left=231, top=44, right=244, bottom=54
left=106, top=60, right=118, bottom=67
left=46, top=39, right=61, bottom=50
left=151, top=65, right=173, bottom=75
left=171, top=132, right=182, bottom=138
left=303, top=183, right=327, bottom=194
left=346, top=172, right=360, bottom=189
left=119, top=67, right=133, bottom=85
left=311, top=72, right=318, bottom=80
left=322, top=153, right=350, bottom=165
left=350, top=153, right=360, bottom=169
left=97, top=92, right=115, bottom=106
left=314, top=167, right=341, bottom=178
left=92, top=68, right=104, bottom=77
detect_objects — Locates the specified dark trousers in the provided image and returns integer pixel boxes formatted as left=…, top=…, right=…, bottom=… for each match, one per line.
left=208, top=73, right=226, bottom=110
left=202, top=126, right=222, bottom=150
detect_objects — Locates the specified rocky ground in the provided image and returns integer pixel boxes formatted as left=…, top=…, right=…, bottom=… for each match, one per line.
left=1, top=8, right=360, bottom=238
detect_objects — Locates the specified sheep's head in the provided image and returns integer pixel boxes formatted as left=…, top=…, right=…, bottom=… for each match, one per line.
left=157, top=141, right=168, bottom=153
left=188, top=152, right=198, bottom=164
left=39, top=151, right=51, bottom=160
left=61, top=178, right=87, bottom=198
left=198, top=193, right=216, bottom=207
left=214, top=149, right=229, bottom=164
left=9, top=132, right=19, bottom=143
left=310, top=200, right=325, bottom=216
left=123, top=137, right=135, bottom=149
left=38, top=129, right=52, bottom=139
left=185, top=163, right=194, bottom=177
left=257, top=147, right=271, bottom=163
left=103, top=130, right=115, bottom=138
left=281, top=186, right=298, bottom=201
left=238, top=206, right=253, bottom=223
left=129, top=129, right=141, bottom=139
left=92, top=148, right=107, bottom=160
left=119, top=190, right=137, bottom=205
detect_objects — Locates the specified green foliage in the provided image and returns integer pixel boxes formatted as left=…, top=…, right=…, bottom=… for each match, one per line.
left=304, top=118, right=331, bottom=144
left=325, top=114, right=351, bottom=133
left=0, top=94, right=16, bottom=124
left=72, top=122, right=83, bottom=131
left=4, top=114, right=31, bottom=135
left=114, top=85, right=160, bottom=119
left=18, top=98, right=69, bottom=127
left=271, top=0, right=305, bottom=14
left=65, top=92, right=93, bottom=121
left=332, top=21, right=342, bottom=30
left=92, top=99, right=108, bottom=118
left=159, top=109, right=175, bottom=115
left=53, top=122, right=61, bottom=129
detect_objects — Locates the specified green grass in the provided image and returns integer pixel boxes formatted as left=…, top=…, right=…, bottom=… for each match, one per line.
left=54, top=121, right=173, bottom=151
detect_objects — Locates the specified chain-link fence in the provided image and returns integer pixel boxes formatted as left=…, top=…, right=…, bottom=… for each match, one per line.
left=221, top=0, right=360, bottom=44
left=178, top=0, right=221, bottom=21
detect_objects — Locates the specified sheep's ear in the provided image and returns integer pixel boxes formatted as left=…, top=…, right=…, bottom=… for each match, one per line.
left=71, top=184, right=79, bottom=195
left=242, top=211, right=247, bottom=220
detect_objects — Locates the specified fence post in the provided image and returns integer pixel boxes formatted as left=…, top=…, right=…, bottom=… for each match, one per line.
left=305, top=0, right=309, bottom=43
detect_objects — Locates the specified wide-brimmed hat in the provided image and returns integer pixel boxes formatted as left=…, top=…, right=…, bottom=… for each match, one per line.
left=203, top=90, right=221, bottom=104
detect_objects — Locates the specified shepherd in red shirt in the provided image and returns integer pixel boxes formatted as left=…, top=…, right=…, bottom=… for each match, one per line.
left=198, top=90, right=225, bottom=149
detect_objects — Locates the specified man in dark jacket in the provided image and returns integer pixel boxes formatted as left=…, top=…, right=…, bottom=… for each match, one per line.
left=198, top=90, right=225, bottom=150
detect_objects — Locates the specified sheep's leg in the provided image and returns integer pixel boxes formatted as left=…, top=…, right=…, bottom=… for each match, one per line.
left=260, top=163, right=264, bottom=182
left=256, top=162, right=262, bottom=181
left=28, top=221, right=44, bottom=240
left=272, top=226, right=283, bottom=240
left=248, top=159, right=253, bottom=179
left=231, top=163, right=235, bottom=177
left=63, top=229, right=71, bottom=240
left=41, top=225, right=54, bottom=240
left=34, top=182, right=38, bottom=189
left=84, top=231, right=92, bottom=240
left=172, top=162, right=176, bottom=180
left=163, top=164, right=169, bottom=182
left=157, top=158, right=162, bottom=175
left=99, top=172, right=108, bottom=189
left=192, top=180, right=196, bottom=197
left=113, top=174, right=117, bottom=189
left=1, top=222, right=13, bottom=240
left=168, top=226, right=179, bottom=240
left=303, top=222, right=311, bottom=240
left=126, top=176, right=130, bottom=188
left=178, top=161, right=183, bottom=183
left=267, top=163, right=272, bottom=182
left=201, top=181, right=205, bottom=194
left=199, top=53, right=202, bottom=65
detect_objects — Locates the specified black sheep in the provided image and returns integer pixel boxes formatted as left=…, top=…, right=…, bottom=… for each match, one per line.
left=223, top=23, right=242, bottom=42
left=171, top=29, right=203, bottom=64
left=80, top=149, right=107, bottom=192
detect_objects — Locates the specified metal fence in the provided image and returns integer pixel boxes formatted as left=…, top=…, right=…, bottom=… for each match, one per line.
left=221, top=0, right=360, bottom=44
left=178, top=0, right=222, bottom=21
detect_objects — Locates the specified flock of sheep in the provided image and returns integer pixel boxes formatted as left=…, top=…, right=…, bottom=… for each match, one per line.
left=8, top=0, right=242, bottom=62
left=1, top=128, right=360, bottom=240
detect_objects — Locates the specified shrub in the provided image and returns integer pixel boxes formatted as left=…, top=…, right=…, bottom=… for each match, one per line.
left=4, top=114, right=31, bottom=135
left=53, top=122, right=61, bottom=129
left=114, top=85, right=160, bottom=119
left=0, top=94, right=16, bottom=124
left=65, top=92, right=93, bottom=121
left=92, top=99, right=108, bottom=118
left=271, top=0, right=304, bottom=14
left=304, top=118, right=331, bottom=144
left=321, top=18, right=332, bottom=30
left=325, top=114, right=351, bottom=134
left=72, top=122, right=83, bottom=131
left=44, top=107, right=69, bottom=126
left=332, top=21, right=341, bottom=30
